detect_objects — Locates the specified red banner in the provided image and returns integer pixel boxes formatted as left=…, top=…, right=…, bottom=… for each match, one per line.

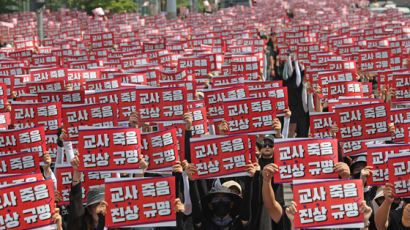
left=0, top=173, right=44, bottom=187
left=309, top=112, right=334, bottom=138
left=0, top=152, right=40, bottom=174
left=25, top=80, right=65, bottom=94
left=62, top=103, right=118, bottom=140
left=366, top=144, right=410, bottom=185
left=391, top=73, right=410, bottom=102
left=340, top=140, right=369, bottom=156
left=223, top=97, right=276, bottom=134
left=38, top=90, right=85, bottom=104
left=0, top=126, right=46, bottom=157
left=190, top=107, right=208, bottom=137
left=105, top=177, right=176, bottom=228
left=0, top=112, right=10, bottom=130
left=390, top=108, right=410, bottom=142
left=141, top=128, right=179, bottom=171
left=334, top=103, right=391, bottom=142
left=55, top=165, right=115, bottom=205
left=30, top=67, right=67, bottom=82
left=134, top=87, right=188, bottom=122
left=328, top=98, right=383, bottom=112
left=0, top=179, right=56, bottom=230
left=11, top=102, right=62, bottom=134
left=323, top=81, right=363, bottom=100
left=273, top=138, right=339, bottom=183
left=387, top=154, right=410, bottom=197
left=204, top=86, right=249, bottom=119
left=248, top=87, right=288, bottom=115
left=84, top=78, right=121, bottom=91
left=190, top=135, right=250, bottom=179
left=156, top=121, right=186, bottom=161
left=293, top=179, right=364, bottom=229
left=78, top=127, right=141, bottom=172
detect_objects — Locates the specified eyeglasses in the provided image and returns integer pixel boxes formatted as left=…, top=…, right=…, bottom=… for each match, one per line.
left=263, top=143, right=274, bottom=148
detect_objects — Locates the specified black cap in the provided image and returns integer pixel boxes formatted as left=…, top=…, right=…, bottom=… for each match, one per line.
left=263, top=135, right=275, bottom=144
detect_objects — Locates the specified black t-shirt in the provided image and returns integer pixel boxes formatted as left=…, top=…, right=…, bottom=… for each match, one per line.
left=388, top=208, right=410, bottom=230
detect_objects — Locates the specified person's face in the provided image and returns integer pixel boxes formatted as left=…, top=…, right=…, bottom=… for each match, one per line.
left=351, top=162, right=366, bottom=177
left=87, top=203, right=99, bottom=216
left=208, top=193, right=234, bottom=217
left=261, top=140, right=274, bottom=158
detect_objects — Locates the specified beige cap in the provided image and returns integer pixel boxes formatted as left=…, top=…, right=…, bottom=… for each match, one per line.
left=222, top=180, right=242, bottom=194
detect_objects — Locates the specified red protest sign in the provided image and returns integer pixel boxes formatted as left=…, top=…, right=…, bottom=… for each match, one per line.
left=327, top=98, right=383, bottom=112
left=323, top=81, right=363, bottom=100
left=25, top=80, right=65, bottom=94
left=293, top=179, right=364, bottom=229
left=246, top=81, right=283, bottom=90
left=390, top=108, right=410, bottom=143
left=91, top=32, right=114, bottom=49
left=223, top=97, right=276, bottom=134
left=190, top=135, right=250, bottom=179
left=84, top=78, right=121, bottom=90
left=388, top=154, right=410, bottom=197
left=105, top=177, right=176, bottom=228
left=141, top=128, right=179, bottom=171
left=366, top=144, right=410, bottom=185
left=190, top=107, right=208, bottom=137
left=55, top=165, right=115, bottom=205
left=30, top=67, right=67, bottom=82
left=212, top=75, right=248, bottom=86
left=0, top=152, right=40, bottom=174
left=0, top=173, right=44, bottom=187
left=0, top=179, right=56, bottom=230
left=248, top=87, right=288, bottom=115
left=405, top=121, right=410, bottom=144
left=160, top=80, right=197, bottom=101
left=391, top=73, right=410, bottom=102
left=77, top=127, right=141, bottom=172
left=62, top=103, right=118, bottom=141
left=38, top=90, right=85, bottom=104
left=134, top=87, right=188, bottom=122
left=11, top=102, right=62, bottom=134
left=204, top=86, right=249, bottom=119
left=0, top=126, right=46, bottom=157
left=310, top=112, right=334, bottom=138
left=0, top=112, right=10, bottom=130
left=334, top=103, right=391, bottom=142
left=273, top=138, right=339, bottom=183
left=156, top=121, right=186, bottom=161
left=340, top=140, right=369, bottom=157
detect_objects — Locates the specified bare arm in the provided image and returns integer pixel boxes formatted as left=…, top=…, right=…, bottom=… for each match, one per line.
left=261, top=163, right=283, bottom=223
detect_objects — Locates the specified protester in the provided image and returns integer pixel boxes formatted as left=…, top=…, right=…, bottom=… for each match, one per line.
left=0, top=0, right=409, bottom=230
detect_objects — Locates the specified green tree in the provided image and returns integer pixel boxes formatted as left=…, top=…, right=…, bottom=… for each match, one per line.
left=66, top=0, right=138, bottom=14
left=0, top=0, right=20, bottom=13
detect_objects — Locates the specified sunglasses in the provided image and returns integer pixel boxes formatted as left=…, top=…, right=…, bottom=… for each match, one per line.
left=211, top=197, right=231, bottom=204
left=263, top=143, right=274, bottom=148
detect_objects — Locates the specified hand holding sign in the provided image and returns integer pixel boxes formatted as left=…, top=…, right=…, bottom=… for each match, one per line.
left=262, top=163, right=278, bottom=183
left=285, top=201, right=297, bottom=223
left=334, top=162, right=351, bottom=179
left=383, top=183, right=395, bottom=204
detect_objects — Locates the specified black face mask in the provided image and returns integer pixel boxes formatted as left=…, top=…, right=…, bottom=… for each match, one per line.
left=212, top=201, right=231, bottom=218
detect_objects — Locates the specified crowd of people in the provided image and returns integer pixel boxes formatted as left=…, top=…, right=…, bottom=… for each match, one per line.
left=0, top=0, right=409, bottom=229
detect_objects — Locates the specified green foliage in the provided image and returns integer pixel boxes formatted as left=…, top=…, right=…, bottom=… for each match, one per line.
left=66, top=0, right=138, bottom=14
left=0, top=0, right=20, bottom=13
